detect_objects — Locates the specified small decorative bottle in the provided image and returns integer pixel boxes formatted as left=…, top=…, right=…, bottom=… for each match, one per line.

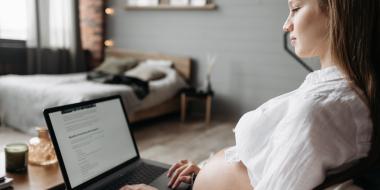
left=203, top=53, right=216, bottom=94
left=28, top=127, right=58, bottom=166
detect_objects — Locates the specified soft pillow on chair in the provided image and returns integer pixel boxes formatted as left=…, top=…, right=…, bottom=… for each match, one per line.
left=95, top=57, right=138, bottom=74
left=125, top=64, right=167, bottom=81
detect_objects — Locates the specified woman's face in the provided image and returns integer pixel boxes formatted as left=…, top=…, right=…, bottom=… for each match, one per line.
left=283, top=0, right=329, bottom=58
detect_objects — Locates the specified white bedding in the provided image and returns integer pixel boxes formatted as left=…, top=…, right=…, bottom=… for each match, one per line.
left=0, top=67, right=187, bottom=134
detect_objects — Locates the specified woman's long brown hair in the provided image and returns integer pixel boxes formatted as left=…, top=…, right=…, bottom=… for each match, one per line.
left=314, top=0, right=380, bottom=189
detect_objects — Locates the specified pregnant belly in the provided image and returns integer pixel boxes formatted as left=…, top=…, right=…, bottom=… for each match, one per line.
left=193, top=149, right=252, bottom=190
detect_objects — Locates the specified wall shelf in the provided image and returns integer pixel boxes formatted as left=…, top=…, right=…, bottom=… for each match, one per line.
left=125, top=3, right=217, bottom=11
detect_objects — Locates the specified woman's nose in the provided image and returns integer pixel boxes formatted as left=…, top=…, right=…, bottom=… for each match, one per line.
left=283, top=16, right=293, bottom=32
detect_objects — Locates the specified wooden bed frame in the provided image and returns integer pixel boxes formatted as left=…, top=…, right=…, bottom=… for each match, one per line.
left=105, top=48, right=192, bottom=123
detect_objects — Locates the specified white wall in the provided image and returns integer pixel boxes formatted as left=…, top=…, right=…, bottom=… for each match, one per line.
left=106, top=0, right=316, bottom=119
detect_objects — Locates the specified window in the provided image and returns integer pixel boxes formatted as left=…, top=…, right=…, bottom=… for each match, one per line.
left=0, top=0, right=28, bottom=40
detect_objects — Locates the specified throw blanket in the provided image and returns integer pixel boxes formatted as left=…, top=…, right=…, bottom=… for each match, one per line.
left=87, top=71, right=149, bottom=99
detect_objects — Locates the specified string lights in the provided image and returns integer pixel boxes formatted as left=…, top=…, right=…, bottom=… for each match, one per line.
left=104, top=6, right=114, bottom=47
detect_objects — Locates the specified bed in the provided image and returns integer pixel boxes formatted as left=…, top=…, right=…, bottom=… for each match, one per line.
left=0, top=48, right=192, bottom=134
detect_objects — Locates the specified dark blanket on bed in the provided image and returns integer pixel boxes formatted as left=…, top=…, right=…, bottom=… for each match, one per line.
left=87, top=71, right=149, bottom=99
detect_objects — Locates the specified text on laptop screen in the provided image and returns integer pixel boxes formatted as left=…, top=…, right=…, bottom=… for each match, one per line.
left=48, top=98, right=138, bottom=188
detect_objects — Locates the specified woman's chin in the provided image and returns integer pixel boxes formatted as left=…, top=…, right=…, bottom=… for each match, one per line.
left=294, top=48, right=312, bottom=58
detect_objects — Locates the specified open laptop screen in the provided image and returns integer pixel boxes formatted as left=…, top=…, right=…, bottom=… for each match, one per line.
left=47, top=98, right=138, bottom=188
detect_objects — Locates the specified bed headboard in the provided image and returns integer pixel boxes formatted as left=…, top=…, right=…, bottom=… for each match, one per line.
left=105, top=48, right=192, bottom=82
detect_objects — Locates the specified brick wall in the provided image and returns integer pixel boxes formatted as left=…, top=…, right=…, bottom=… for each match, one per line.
left=79, top=0, right=104, bottom=69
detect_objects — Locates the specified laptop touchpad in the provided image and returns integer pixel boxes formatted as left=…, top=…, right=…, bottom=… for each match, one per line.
left=150, top=173, right=190, bottom=190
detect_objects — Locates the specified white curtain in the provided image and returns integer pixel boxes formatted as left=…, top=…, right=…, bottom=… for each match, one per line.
left=26, top=0, right=84, bottom=74
left=0, top=0, right=28, bottom=40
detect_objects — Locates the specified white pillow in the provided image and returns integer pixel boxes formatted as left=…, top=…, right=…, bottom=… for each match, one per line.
left=125, top=64, right=167, bottom=81
left=141, top=59, right=173, bottom=68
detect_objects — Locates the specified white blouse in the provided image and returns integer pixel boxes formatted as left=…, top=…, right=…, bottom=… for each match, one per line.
left=226, top=66, right=372, bottom=190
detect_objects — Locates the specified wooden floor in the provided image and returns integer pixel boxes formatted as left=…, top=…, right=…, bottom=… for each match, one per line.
left=133, top=115, right=236, bottom=164
left=0, top=115, right=236, bottom=165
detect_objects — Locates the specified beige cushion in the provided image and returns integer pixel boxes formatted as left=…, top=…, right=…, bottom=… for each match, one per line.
left=125, top=64, right=166, bottom=81
left=95, top=57, right=137, bottom=74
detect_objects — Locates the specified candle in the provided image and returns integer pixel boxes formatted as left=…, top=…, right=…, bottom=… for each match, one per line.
left=5, top=143, right=28, bottom=173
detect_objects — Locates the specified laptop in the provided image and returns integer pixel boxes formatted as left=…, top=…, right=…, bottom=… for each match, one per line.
left=44, top=95, right=190, bottom=190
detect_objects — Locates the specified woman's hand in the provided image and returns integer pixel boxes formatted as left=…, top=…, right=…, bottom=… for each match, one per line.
left=119, top=184, right=157, bottom=190
left=167, top=160, right=201, bottom=189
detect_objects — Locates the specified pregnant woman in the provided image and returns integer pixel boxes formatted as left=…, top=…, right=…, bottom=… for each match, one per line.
left=121, top=0, right=380, bottom=189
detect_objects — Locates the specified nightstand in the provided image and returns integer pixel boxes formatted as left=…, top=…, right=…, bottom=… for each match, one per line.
left=180, top=89, right=214, bottom=125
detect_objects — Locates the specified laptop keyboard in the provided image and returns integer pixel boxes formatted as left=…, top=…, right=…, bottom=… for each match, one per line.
left=106, top=162, right=167, bottom=190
